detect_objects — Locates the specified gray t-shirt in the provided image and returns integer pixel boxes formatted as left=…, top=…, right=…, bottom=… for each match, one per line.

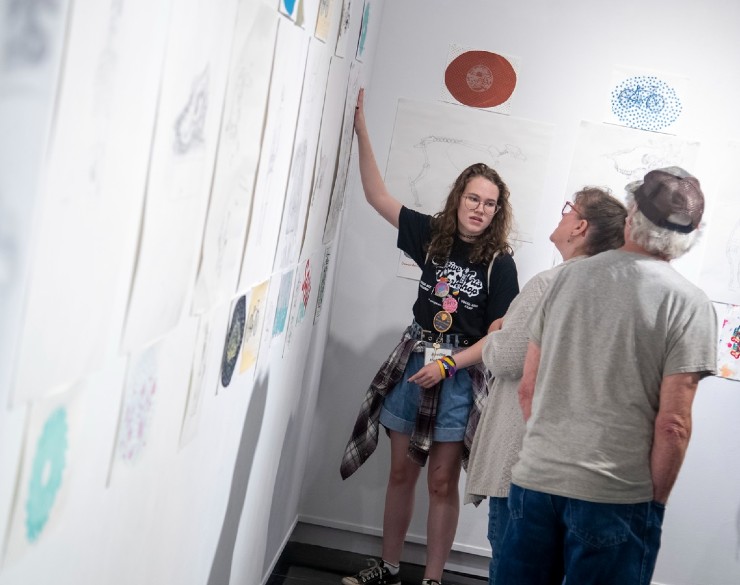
left=512, top=249, right=717, bottom=504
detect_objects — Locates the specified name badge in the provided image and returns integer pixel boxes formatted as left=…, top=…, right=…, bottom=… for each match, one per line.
left=424, top=343, right=452, bottom=365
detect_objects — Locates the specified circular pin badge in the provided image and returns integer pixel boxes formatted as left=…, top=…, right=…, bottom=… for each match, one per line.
left=442, top=296, right=458, bottom=313
left=433, top=311, right=453, bottom=333
left=433, top=280, right=450, bottom=297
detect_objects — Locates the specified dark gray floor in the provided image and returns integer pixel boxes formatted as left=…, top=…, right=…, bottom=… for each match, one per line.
left=268, top=542, right=488, bottom=585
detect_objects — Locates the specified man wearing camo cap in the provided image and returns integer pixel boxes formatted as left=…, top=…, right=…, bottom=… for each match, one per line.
left=495, top=167, right=717, bottom=584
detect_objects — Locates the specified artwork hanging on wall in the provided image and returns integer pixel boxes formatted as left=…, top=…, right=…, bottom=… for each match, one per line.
left=274, top=38, right=332, bottom=272
left=11, top=0, right=172, bottom=405
left=108, top=343, right=160, bottom=485
left=278, top=0, right=301, bottom=21
left=699, top=141, right=740, bottom=307
left=284, top=259, right=312, bottom=355
left=314, top=0, right=335, bottom=43
left=238, top=19, right=310, bottom=291
left=355, top=0, right=371, bottom=61
left=239, top=281, right=269, bottom=374
left=334, top=0, right=352, bottom=58
left=4, top=385, right=80, bottom=565
left=191, top=2, right=279, bottom=314
left=441, top=45, right=519, bottom=113
left=219, top=294, right=247, bottom=391
left=121, top=0, right=238, bottom=352
left=564, top=120, right=700, bottom=204
left=0, top=0, right=70, bottom=403
left=179, top=306, right=229, bottom=447
left=717, top=304, right=740, bottom=381
left=605, top=66, right=687, bottom=135
left=272, top=269, right=295, bottom=338
left=323, top=60, right=361, bottom=244
left=313, top=247, right=332, bottom=324
left=385, top=98, right=554, bottom=253
left=300, top=56, right=349, bottom=258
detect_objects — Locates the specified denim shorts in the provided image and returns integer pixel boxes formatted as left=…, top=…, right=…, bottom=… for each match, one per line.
left=379, top=351, right=473, bottom=442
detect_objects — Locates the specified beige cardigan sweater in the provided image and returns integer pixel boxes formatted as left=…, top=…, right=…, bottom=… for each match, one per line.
left=464, top=258, right=583, bottom=504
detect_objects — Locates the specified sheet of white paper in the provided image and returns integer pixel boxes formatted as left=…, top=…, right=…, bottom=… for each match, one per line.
left=238, top=20, right=309, bottom=291
left=334, top=0, right=352, bottom=58
left=122, top=0, right=238, bottom=352
left=698, top=141, right=740, bottom=306
left=323, top=59, right=361, bottom=244
left=274, top=38, right=331, bottom=271
left=179, top=305, right=229, bottom=447
left=605, top=66, right=688, bottom=135
left=4, top=385, right=82, bottom=566
left=12, top=0, right=172, bottom=404
left=385, top=98, right=554, bottom=245
left=0, top=0, right=70, bottom=403
left=564, top=121, right=700, bottom=203
left=278, top=0, right=301, bottom=21
left=300, top=56, right=349, bottom=259
left=354, top=0, right=371, bottom=61
left=314, top=0, right=336, bottom=44
left=191, top=2, right=278, bottom=314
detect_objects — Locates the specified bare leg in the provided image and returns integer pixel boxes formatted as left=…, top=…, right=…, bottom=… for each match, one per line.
left=382, top=431, right=422, bottom=564
left=424, top=441, right=463, bottom=581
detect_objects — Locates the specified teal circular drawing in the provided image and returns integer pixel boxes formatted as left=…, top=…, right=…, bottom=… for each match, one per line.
left=25, top=407, right=68, bottom=542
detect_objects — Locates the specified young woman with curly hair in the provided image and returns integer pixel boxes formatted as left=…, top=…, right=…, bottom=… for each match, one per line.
left=339, top=89, right=519, bottom=585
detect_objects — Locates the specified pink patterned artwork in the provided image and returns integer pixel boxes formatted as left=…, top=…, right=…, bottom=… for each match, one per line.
left=717, top=304, right=740, bottom=381
left=116, top=345, right=158, bottom=463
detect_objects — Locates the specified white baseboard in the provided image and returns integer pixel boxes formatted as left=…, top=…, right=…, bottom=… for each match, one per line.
left=292, top=517, right=489, bottom=577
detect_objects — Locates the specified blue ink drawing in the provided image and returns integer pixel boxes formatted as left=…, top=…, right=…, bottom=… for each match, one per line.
left=25, top=407, right=68, bottom=542
left=610, top=76, right=682, bottom=132
left=358, top=2, right=370, bottom=56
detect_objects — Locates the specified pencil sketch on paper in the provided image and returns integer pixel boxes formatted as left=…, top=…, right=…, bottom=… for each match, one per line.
left=603, top=141, right=684, bottom=182
left=86, top=0, right=124, bottom=200
left=728, top=220, right=740, bottom=292
left=277, top=139, right=308, bottom=267
left=407, top=136, right=526, bottom=208
left=182, top=317, right=210, bottom=433
left=2, top=0, right=61, bottom=68
left=173, top=66, right=210, bottom=155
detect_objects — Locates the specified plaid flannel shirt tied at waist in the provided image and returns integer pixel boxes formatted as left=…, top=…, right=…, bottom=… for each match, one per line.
left=339, top=326, right=487, bottom=480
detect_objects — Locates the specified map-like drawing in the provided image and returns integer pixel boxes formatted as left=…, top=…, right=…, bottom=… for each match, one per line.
left=407, top=136, right=526, bottom=207
left=603, top=141, right=683, bottom=182
left=3, top=0, right=61, bottom=68
left=117, top=348, right=158, bottom=463
left=173, top=66, right=210, bottom=154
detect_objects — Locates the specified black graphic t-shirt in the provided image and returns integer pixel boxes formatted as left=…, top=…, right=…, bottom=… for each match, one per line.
left=397, top=206, right=519, bottom=338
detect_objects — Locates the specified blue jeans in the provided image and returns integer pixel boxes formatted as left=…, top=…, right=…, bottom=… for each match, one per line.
left=496, top=484, right=665, bottom=585
left=487, top=497, right=509, bottom=585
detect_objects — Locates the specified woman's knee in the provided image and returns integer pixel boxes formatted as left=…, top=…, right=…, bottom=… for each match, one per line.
left=427, top=467, right=460, bottom=499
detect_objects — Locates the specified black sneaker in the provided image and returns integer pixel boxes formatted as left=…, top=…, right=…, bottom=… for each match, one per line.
left=341, top=559, right=401, bottom=585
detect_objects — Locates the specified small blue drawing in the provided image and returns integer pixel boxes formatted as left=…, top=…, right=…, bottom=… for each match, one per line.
left=610, top=75, right=682, bottom=132
left=283, top=0, right=297, bottom=16
left=25, top=407, right=68, bottom=542
left=358, top=2, right=370, bottom=56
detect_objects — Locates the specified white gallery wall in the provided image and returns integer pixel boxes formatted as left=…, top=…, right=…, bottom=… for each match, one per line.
left=0, top=0, right=383, bottom=584
left=302, top=1, right=740, bottom=585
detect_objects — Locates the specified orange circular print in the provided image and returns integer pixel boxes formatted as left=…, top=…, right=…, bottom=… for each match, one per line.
left=445, top=51, right=516, bottom=108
